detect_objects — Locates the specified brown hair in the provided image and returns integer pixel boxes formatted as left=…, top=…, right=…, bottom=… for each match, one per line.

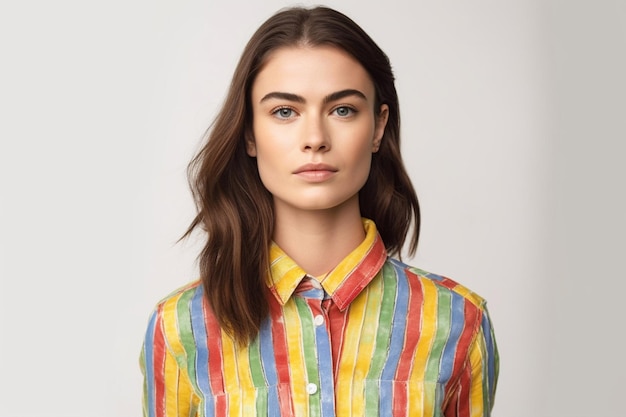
left=184, top=6, right=420, bottom=343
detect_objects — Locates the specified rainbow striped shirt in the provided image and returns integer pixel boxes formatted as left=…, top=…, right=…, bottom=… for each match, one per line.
left=141, top=219, right=499, bottom=416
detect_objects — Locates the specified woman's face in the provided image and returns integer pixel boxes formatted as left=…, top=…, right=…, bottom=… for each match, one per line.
left=248, top=45, right=388, bottom=217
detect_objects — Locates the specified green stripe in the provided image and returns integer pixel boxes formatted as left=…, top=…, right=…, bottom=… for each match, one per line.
left=255, top=386, right=269, bottom=417
left=294, top=297, right=321, bottom=417
left=176, top=289, right=199, bottom=391
left=248, top=337, right=268, bottom=417
left=424, top=288, right=452, bottom=414
left=364, top=265, right=396, bottom=416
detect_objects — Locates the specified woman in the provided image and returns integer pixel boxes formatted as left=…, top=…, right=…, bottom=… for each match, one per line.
left=141, top=6, right=498, bottom=417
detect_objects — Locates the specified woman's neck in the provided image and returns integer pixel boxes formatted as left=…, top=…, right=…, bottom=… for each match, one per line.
left=272, top=198, right=365, bottom=276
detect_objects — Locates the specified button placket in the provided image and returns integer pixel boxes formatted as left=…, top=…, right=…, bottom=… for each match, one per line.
left=298, top=276, right=335, bottom=413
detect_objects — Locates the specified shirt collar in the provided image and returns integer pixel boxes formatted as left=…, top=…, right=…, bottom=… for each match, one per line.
left=266, top=218, right=387, bottom=311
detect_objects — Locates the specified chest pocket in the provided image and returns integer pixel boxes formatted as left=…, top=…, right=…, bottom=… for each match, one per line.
left=337, top=379, right=445, bottom=417
left=202, top=383, right=295, bottom=417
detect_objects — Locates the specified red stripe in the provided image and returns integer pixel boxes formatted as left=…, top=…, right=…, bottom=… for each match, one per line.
left=450, top=303, right=481, bottom=380
left=269, top=298, right=290, bottom=384
left=153, top=306, right=166, bottom=417
left=393, top=269, right=424, bottom=410
left=393, top=383, right=408, bottom=415
left=332, top=234, right=386, bottom=309
left=439, top=277, right=458, bottom=290
left=215, top=396, right=228, bottom=415
left=268, top=297, right=296, bottom=416
left=328, top=301, right=349, bottom=375
left=451, top=366, right=472, bottom=417
left=204, top=298, right=226, bottom=415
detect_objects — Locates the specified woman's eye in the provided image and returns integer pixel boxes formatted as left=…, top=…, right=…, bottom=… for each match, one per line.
left=273, top=107, right=295, bottom=119
left=333, top=106, right=356, bottom=117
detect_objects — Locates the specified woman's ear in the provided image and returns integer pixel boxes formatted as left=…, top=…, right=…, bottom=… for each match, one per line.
left=245, top=130, right=257, bottom=157
left=372, top=104, right=389, bottom=153
left=246, top=140, right=257, bottom=157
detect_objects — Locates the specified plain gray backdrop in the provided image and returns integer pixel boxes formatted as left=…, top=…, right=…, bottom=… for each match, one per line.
left=1, top=0, right=624, bottom=416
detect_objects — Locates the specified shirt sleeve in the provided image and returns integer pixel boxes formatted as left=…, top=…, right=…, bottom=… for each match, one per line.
left=140, top=306, right=199, bottom=417
left=445, top=304, right=499, bottom=417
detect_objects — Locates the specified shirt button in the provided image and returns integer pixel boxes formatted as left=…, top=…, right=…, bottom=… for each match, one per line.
left=313, top=315, right=324, bottom=326
left=306, top=383, right=318, bottom=395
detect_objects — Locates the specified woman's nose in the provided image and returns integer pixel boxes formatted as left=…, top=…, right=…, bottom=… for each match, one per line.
left=301, top=116, right=330, bottom=152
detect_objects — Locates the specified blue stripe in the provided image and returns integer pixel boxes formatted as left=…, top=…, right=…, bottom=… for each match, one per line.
left=380, top=263, right=409, bottom=411
left=267, top=385, right=280, bottom=416
left=482, top=310, right=497, bottom=393
left=439, top=293, right=464, bottom=382
left=190, top=287, right=214, bottom=415
left=144, top=310, right=157, bottom=417
left=259, top=314, right=280, bottom=411
left=298, top=288, right=320, bottom=298
left=314, top=308, right=335, bottom=417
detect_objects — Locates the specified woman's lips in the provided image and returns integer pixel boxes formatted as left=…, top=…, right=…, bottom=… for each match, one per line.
left=293, top=163, right=338, bottom=182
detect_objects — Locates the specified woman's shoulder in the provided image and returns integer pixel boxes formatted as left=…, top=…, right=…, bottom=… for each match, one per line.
left=152, top=279, right=203, bottom=312
left=386, top=257, right=488, bottom=310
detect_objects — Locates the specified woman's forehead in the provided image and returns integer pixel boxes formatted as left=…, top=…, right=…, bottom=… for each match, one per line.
left=251, top=45, right=375, bottom=102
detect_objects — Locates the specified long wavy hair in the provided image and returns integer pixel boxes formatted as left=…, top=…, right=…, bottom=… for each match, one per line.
left=184, top=6, right=420, bottom=344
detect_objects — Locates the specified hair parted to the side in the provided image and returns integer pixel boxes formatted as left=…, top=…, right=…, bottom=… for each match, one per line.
left=184, top=6, right=420, bottom=344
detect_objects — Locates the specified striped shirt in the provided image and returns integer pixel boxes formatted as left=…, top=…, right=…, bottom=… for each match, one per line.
left=141, top=219, right=499, bottom=416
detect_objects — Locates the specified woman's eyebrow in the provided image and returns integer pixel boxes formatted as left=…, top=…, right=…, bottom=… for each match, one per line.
left=260, top=91, right=305, bottom=103
left=323, top=89, right=367, bottom=104
left=259, top=89, right=367, bottom=104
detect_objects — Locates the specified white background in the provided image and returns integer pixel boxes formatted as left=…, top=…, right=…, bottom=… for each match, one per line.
left=1, top=0, right=624, bottom=416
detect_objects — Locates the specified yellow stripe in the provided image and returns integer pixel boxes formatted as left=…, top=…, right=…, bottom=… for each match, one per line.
left=220, top=332, right=242, bottom=416
left=269, top=243, right=283, bottom=261
left=162, top=293, right=185, bottom=356
left=282, top=300, right=308, bottom=416
left=469, top=333, right=486, bottom=417
left=164, top=348, right=179, bottom=416
left=235, top=343, right=256, bottom=416
left=353, top=276, right=383, bottom=416
left=408, top=278, right=438, bottom=416
left=268, top=245, right=307, bottom=303
left=448, top=283, right=484, bottom=307
left=336, top=282, right=369, bottom=416
left=176, top=366, right=194, bottom=417
left=161, top=294, right=196, bottom=416
left=273, top=267, right=307, bottom=303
